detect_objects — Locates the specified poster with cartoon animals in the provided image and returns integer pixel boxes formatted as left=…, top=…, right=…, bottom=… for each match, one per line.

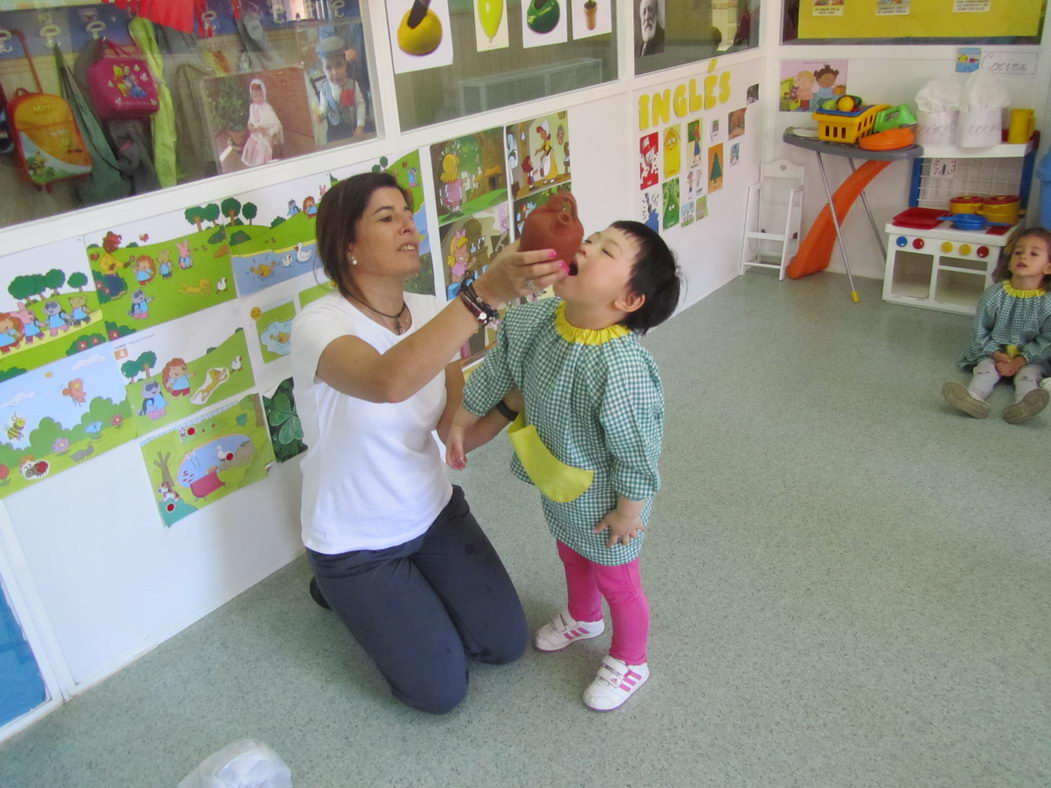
left=0, top=348, right=133, bottom=499
left=429, top=127, right=509, bottom=227
left=0, top=238, right=106, bottom=383
left=109, top=302, right=256, bottom=439
left=84, top=208, right=237, bottom=339
left=140, top=393, right=275, bottom=527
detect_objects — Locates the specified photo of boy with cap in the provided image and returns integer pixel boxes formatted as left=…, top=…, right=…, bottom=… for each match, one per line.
left=316, top=35, right=367, bottom=143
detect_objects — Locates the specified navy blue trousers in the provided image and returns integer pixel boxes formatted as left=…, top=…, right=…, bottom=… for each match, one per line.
left=307, top=486, right=527, bottom=714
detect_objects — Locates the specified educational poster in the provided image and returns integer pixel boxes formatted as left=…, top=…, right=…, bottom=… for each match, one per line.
left=686, top=120, right=703, bottom=170
left=728, top=108, right=746, bottom=139
left=730, top=142, right=741, bottom=167
left=201, top=67, right=318, bottom=174
left=662, top=124, right=680, bottom=180
left=641, top=186, right=661, bottom=232
left=506, top=112, right=571, bottom=201
left=227, top=172, right=326, bottom=298
left=572, top=0, right=612, bottom=39
left=685, top=164, right=706, bottom=202
left=386, top=0, right=454, bottom=74
left=429, top=128, right=509, bottom=226
left=439, top=205, right=511, bottom=301
left=85, top=218, right=236, bottom=340
left=639, top=133, right=659, bottom=189
left=877, top=0, right=910, bottom=15
left=383, top=150, right=436, bottom=297
left=696, top=196, right=708, bottom=221
left=662, top=179, right=680, bottom=230
left=710, top=117, right=721, bottom=142
left=812, top=0, right=844, bottom=16
left=252, top=299, right=296, bottom=364
left=708, top=143, right=724, bottom=192
left=262, top=377, right=306, bottom=463
left=0, top=238, right=104, bottom=383
left=521, top=0, right=569, bottom=48
left=475, top=0, right=509, bottom=50
left=140, top=393, right=275, bottom=527
left=0, top=350, right=133, bottom=500
left=298, top=281, right=335, bottom=309
left=779, top=59, right=847, bottom=112
left=111, top=306, right=256, bottom=437
left=680, top=201, right=696, bottom=227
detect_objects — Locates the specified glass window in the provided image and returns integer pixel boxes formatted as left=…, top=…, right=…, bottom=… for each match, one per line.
left=393, top=1, right=618, bottom=131
left=634, top=1, right=759, bottom=78
left=0, top=1, right=375, bottom=229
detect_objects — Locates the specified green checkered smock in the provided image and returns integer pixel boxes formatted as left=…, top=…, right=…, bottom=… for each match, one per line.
left=463, top=298, right=664, bottom=566
left=958, top=282, right=1051, bottom=371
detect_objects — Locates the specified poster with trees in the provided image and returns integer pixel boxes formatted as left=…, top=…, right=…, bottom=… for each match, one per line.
left=0, top=238, right=107, bottom=382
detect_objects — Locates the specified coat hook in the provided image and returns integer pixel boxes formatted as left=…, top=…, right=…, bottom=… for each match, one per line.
left=39, top=23, right=61, bottom=48
left=85, top=20, right=106, bottom=40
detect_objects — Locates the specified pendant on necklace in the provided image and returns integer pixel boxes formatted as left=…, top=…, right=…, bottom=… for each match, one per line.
left=393, top=315, right=402, bottom=334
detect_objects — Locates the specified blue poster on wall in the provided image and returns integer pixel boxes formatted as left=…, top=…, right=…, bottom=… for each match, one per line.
left=0, top=584, right=46, bottom=728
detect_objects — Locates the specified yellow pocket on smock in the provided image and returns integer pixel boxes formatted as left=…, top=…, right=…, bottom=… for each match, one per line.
left=507, top=412, right=593, bottom=503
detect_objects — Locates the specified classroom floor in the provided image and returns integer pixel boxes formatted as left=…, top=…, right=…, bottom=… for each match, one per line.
left=2, top=271, right=1049, bottom=787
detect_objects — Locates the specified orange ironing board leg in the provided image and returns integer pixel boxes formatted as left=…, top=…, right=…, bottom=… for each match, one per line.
left=787, top=159, right=891, bottom=281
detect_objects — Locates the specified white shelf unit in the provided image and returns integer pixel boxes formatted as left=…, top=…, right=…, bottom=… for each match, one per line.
left=883, top=140, right=1032, bottom=314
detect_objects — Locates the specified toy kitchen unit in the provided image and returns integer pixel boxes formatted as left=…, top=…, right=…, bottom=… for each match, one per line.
left=881, top=139, right=1035, bottom=315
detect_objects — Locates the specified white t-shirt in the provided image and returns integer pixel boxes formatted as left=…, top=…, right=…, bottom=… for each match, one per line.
left=291, top=291, right=452, bottom=554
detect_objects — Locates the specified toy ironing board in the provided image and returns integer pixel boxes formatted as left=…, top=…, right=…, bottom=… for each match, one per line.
left=782, top=130, right=923, bottom=302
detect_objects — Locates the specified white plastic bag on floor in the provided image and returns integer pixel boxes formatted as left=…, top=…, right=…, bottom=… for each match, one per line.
left=177, top=739, right=292, bottom=788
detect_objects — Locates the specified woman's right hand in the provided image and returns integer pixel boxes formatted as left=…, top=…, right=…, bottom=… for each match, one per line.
left=472, top=240, right=567, bottom=306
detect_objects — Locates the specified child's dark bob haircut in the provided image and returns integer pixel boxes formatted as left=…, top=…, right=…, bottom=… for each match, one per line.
left=992, top=226, right=1051, bottom=289
left=612, top=220, right=682, bottom=334
left=315, top=172, right=412, bottom=299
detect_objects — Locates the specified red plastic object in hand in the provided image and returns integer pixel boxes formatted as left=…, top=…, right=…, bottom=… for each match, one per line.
left=519, top=193, right=584, bottom=268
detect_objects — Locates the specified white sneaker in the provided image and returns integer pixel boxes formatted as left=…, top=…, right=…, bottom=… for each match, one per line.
left=533, top=608, right=605, bottom=652
left=1041, top=377, right=1051, bottom=392
left=583, top=654, right=649, bottom=711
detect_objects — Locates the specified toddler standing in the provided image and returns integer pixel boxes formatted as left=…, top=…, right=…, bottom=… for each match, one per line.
left=447, top=221, right=681, bottom=710
left=241, top=78, right=283, bottom=168
left=943, top=227, right=1051, bottom=424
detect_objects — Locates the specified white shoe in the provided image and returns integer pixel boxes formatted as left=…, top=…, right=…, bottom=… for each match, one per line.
left=583, top=654, right=649, bottom=711
left=534, top=608, right=604, bottom=652
left=1040, top=377, right=1051, bottom=392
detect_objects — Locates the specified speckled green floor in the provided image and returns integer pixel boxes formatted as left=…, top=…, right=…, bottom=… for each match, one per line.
left=2, top=272, right=1049, bottom=787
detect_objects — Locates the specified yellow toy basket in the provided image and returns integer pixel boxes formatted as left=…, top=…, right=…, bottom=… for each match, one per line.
left=813, top=104, right=890, bottom=144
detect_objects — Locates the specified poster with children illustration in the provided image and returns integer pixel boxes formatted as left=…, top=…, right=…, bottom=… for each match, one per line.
left=202, top=67, right=317, bottom=174
left=429, top=127, right=509, bottom=226
left=0, top=238, right=105, bottom=383
left=111, top=304, right=255, bottom=438
left=0, top=349, right=133, bottom=500
left=779, top=59, right=848, bottom=112
left=439, top=205, right=511, bottom=302
left=85, top=218, right=236, bottom=340
left=140, top=393, right=275, bottom=527
left=506, top=112, right=571, bottom=201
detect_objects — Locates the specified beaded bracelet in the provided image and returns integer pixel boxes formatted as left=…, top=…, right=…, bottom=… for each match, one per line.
left=458, top=281, right=499, bottom=326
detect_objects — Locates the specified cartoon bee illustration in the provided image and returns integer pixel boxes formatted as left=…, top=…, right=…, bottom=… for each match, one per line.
left=6, top=413, right=26, bottom=442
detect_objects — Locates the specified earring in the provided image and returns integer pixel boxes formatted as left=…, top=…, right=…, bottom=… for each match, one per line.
left=350, top=255, right=358, bottom=266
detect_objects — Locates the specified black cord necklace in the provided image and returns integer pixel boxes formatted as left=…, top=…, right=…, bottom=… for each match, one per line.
left=348, top=293, right=409, bottom=334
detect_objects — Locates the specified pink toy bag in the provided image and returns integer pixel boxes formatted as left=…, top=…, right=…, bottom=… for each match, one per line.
left=86, top=39, right=159, bottom=120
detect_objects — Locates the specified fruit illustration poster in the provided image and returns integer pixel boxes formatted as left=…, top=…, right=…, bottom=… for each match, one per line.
left=475, top=0, right=509, bottom=51
left=85, top=213, right=236, bottom=338
left=430, top=128, right=509, bottom=227
left=0, top=349, right=133, bottom=499
left=506, top=112, right=571, bottom=202
left=521, top=0, right=569, bottom=48
left=262, top=378, right=306, bottom=464
left=140, top=393, right=275, bottom=527
left=0, top=238, right=105, bottom=383
left=571, top=0, right=612, bottom=39
left=110, top=303, right=256, bottom=438
left=386, top=0, right=454, bottom=74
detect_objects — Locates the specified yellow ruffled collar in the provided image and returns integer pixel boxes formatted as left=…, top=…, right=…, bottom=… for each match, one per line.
left=1002, top=281, right=1047, bottom=298
left=554, top=301, right=630, bottom=345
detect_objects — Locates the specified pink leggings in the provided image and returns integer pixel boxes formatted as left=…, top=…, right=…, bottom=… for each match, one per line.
left=557, top=541, right=650, bottom=665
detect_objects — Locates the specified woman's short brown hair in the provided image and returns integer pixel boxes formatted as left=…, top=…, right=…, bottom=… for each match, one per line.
left=315, top=171, right=411, bottom=298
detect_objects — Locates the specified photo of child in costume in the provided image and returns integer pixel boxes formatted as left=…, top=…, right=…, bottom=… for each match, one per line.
left=314, top=35, right=367, bottom=144
left=242, top=78, right=284, bottom=168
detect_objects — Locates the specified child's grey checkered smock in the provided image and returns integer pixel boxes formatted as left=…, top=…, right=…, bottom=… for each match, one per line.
left=463, top=298, right=664, bottom=566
